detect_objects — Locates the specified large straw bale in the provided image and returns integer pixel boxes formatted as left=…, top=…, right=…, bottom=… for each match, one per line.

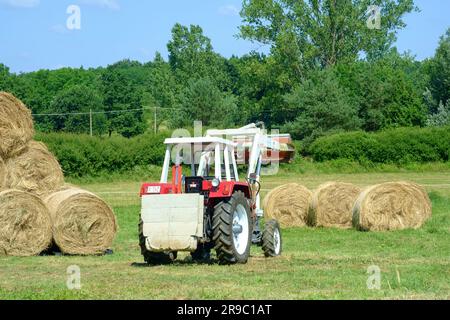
left=0, top=189, right=52, bottom=256
left=352, top=182, right=432, bottom=231
left=263, top=183, right=312, bottom=227
left=45, top=188, right=118, bottom=255
left=0, top=92, right=34, bottom=159
left=5, top=141, right=64, bottom=197
left=308, top=182, right=361, bottom=229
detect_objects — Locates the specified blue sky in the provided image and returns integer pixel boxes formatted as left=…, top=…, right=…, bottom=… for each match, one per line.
left=0, top=0, right=448, bottom=73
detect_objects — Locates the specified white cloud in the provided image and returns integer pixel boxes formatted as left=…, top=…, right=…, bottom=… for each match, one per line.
left=0, top=0, right=40, bottom=8
left=79, top=0, right=120, bottom=11
left=218, top=4, right=240, bottom=17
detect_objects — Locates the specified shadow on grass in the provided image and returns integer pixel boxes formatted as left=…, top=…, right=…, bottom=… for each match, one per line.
left=131, top=257, right=220, bottom=268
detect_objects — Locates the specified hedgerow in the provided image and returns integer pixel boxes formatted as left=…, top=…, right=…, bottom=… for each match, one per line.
left=308, top=127, right=450, bottom=164
left=35, top=132, right=168, bottom=177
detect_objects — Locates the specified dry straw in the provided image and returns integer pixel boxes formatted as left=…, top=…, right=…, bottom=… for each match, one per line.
left=0, top=189, right=53, bottom=256
left=0, top=157, right=5, bottom=189
left=308, top=182, right=361, bottom=229
left=0, top=92, right=34, bottom=159
left=5, top=141, right=64, bottom=197
left=45, top=188, right=118, bottom=255
left=263, top=183, right=312, bottom=227
left=352, top=181, right=432, bottom=231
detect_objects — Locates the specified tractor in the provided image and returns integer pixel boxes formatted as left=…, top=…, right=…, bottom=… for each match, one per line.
left=139, top=124, right=285, bottom=265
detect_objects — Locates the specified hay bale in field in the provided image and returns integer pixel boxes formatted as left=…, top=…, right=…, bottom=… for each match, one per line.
left=352, top=182, right=432, bottom=231
left=5, top=141, right=64, bottom=197
left=263, top=183, right=312, bottom=228
left=0, top=189, right=52, bottom=256
left=0, top=92, right=34, bottom=159
left=308, top=182, right=361, bottom=229
left=45, top=188, right=118, bottom=255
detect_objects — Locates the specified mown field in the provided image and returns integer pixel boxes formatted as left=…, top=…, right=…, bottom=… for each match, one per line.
left=0, top=170, right=449, bottom=300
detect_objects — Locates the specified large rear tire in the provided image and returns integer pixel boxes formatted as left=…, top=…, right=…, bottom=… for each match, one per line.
left=139, top=219, right=177, bottom=265
left=262, top=219, right=282, bottom=257
left=212, top=191, right=252, bottom=264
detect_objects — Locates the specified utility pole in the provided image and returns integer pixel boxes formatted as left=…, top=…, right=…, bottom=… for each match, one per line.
left=89, top=108, right=93, bottom=137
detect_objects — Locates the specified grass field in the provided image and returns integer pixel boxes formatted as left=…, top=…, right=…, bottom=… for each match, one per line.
left=0, top=170, right=449, bottom=299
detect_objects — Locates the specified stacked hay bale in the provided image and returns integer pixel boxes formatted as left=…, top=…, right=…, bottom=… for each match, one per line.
left=0, top=92, right=117, bottom=256
left=0, top=190, right=52, bottom=256
left=5, top=141, right=64, bottom=197
left=45, top=188, right=117, bottom=255
left=0, top=92, right=34, bottom=159
left=263, top=183, right=312, bottom=227
left=352, top=181, right=432, bottom=231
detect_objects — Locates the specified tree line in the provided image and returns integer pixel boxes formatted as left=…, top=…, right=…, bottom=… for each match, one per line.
left=0, top=0, right=449, bottom=145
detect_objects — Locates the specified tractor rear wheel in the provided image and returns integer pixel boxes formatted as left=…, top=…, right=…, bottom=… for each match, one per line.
left=262, top=219, right=282, bottom=257
left=213, top=191, right=252, bottom=264
left=139, top=219, right=177, bottom=265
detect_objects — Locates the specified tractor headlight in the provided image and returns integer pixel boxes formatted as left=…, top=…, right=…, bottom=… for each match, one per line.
left=212, top=178, right=220, bottom=188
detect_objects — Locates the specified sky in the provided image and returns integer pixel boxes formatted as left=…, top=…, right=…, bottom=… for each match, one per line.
left=0, top=0, right=448, bottom=73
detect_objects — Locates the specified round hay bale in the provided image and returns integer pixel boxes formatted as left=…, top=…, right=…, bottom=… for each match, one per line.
left=5, top=141, right=64, bottom=197
left=308, top=182, right=361, bottom=229
left=0, top=189, right=52, bottom=256
left=0, top=92, right=34, bottom=159
left=45, top=188, right=118, bottom=255
left=352, top=182, right=432, bottom=231
left=263, top=183, right=312, bottom=228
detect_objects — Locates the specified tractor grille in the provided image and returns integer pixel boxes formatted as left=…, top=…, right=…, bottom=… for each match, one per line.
left=185, top=177, right=203, bottom=194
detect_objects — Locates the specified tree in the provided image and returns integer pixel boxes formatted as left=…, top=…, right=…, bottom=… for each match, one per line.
left=230, top=53, right=294, bottom=128
left=101, top=62, right=146, bottom=137
left=336, top=55, right=427, bottom=131
left=175, top=78, right=239, bottom=127
left=0, top=64, right=12, bottom=91
left=167, top=23, right=232, bottom=90
left=428, top=28, right=450, bottom=109
left=282, top=69, right=361, bottom=143
left=49, top=85, right=107, bottom=134
left=146, top=53, right=177, bottom=110
left=240, top=0, right=417, bottom=76
left=141, top=53, right=179, bottom=130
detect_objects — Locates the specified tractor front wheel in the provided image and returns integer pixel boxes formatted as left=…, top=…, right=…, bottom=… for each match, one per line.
left=262, top=219, right=282, bottom=257
left=213, top=191, right=252, bottom=264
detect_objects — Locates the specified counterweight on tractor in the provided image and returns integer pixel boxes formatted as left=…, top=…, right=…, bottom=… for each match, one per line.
left=139, top=123, right=287, bottom=264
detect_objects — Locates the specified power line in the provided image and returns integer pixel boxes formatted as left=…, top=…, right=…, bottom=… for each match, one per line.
left=31, top=105, right=181, bottom=117
left=31, top=105, right=303, bottom=117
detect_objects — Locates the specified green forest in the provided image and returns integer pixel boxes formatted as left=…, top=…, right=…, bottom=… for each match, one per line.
left=1, top=0, right=449, bottom=146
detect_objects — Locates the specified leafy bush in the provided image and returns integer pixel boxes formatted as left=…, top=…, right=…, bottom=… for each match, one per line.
left=336, top=55, right=428, bottom=131
left=308, top=126, right=450, bottom=164
left=35, top=132, right=168, bottom=178
left=282, top=68, right=361, bottom=144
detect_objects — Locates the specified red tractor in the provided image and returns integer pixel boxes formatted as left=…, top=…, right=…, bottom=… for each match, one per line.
left=139, top=124, right=285, bottom=264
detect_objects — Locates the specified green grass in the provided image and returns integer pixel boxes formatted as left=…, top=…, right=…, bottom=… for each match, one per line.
left=0, top=171, right=449, bottom=300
